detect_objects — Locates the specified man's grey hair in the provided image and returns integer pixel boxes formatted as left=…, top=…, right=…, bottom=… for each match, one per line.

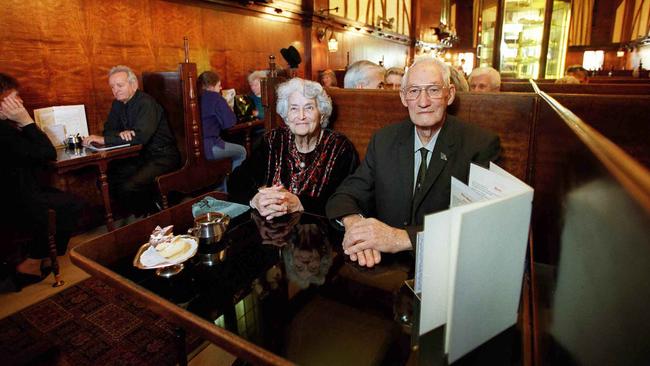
left=247, top=70, right=268, bottom=85
left=108, top=65, right=138, bottom=84
left=343, top=60, right=385, bottom=88
left=468, top=66, right=501, bottom=90
left=401, top=56, right=452, bottom=88
left=276, top=77, right=332, bottom=128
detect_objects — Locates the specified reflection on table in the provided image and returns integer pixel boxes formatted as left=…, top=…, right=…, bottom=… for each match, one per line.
left=54, top=145, right=141, bottom=231
left=71, top=192, right=530, bottom=365
left=71, top=193, right=415, bottom=365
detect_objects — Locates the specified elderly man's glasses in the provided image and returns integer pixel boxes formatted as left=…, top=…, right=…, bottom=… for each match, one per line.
left=402, top=84, right=448, bottom=101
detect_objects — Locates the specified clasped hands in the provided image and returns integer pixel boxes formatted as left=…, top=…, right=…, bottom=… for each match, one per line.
left=251, top=185, right=304, bottom=220
left=341, top=215, right=412, bottom=268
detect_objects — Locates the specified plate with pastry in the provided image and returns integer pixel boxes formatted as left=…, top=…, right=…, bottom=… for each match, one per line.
left=134, top=225, right=198, bottom=269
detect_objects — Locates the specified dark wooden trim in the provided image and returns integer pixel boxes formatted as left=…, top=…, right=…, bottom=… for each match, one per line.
left=492, top=0, right=504, bottom=69
left=538, top=0, right=554, bottom=78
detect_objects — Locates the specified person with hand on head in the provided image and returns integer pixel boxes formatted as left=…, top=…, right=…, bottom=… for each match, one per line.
left=0, top=73, right=82, bottom=289
left=468, top=66, right=501, bottom=92
left=198, top=71, right=246, bottom=170
left=343, top=60, right=386, bottom=89
left=326, top=56, right=501, bottom=268
left=83, top=65, right=180, bottom=217
left=228, top=77, right=359, bottom=220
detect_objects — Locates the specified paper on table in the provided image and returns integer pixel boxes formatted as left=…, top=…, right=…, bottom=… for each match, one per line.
left=43, top=124, right=66, bottom=146
left=445, top=192, right=532, bottom=363
left=85, top=143, right=130, bottom=152
left=222, top=89, right=236, bottom=110
left=34, top=105, right=88, bottom=146
left=419, top=162, right=534, bottom=363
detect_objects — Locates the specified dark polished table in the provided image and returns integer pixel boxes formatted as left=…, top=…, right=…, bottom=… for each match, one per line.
left=70, top=193, right=527, bottom=365
left=54, top=145, right=142, bottom=231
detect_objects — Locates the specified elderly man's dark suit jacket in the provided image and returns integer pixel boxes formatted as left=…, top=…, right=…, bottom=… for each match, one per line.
left=326, top=114, right=501, bottom=244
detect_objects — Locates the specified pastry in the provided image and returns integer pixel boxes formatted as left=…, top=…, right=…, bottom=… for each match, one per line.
left=157, top=236, right=190, bottom=259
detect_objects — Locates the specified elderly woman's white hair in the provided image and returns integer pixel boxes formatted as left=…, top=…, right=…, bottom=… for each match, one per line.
left=109, top=65, right=138, bottom=84
left=247, top=70, right=268, bottom=85
left=401, top=56, right=452, bottom=88
left=276, top=77, right=333, bottom=128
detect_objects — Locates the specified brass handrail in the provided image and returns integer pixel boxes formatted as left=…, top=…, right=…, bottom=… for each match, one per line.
left=528, top=79, right=650, bottom=211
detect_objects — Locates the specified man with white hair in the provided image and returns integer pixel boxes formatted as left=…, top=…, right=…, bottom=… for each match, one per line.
left=468, top=66, right=501, bottom=92
left=327, top=57, right=501, bottom=267
left=343, top=60, right=386, bottom=89
left=84, top=65, right=180, bottom=216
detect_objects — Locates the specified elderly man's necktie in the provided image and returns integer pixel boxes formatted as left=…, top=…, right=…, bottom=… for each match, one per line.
left=415, top=147, right=428, bottom=194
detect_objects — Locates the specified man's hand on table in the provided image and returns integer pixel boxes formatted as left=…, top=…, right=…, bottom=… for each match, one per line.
left=341, top=215, right=412, bottom=268
left=83, top=135, right=105, bottom=146
left=119, top=130, right=135, bottom=141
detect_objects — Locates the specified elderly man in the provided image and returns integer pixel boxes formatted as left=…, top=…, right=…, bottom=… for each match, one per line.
left=343, top=60, right=386, bottom=89
left=84, top=65, right=180, bottom=216
left=326, top=57, right=501, bottom=267
left=468, top=66, right=501, bottom=92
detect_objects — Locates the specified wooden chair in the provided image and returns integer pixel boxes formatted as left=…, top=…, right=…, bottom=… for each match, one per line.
left=142, top=62, right=231, bottom=209
left=261, top=55, right=288, bottom=131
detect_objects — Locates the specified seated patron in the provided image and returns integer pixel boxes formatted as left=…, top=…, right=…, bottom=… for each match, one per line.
left=248, top=70, right=268, bottom=120
left=385, top=67, right=405, bottom=90
left=565, top=65, right=589, bottom=84
left=198, top=71, right=246, bottom=169
left=468, top=66, right=501, bottom=92
left=0, top=73, right=82, bottom=288
left=449, top=66, right=470, bottom=92
left=84, top=65, right=180, bottom=216
left=320, top=69, right=338, bottom=88
left=555, top=75, right=580, bottom=84
left=326, top=57, right=501, bottom=267
left=343, top=60, right=386, bottom=89
left=229, top=78, right=359, bottom=219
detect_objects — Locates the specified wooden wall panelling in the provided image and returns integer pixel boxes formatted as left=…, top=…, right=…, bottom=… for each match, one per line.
left=551, top=93, right=650, bottom=167
left=0, top=0, right=306, bottom=136
left=451, top=92, right=536, bottom=182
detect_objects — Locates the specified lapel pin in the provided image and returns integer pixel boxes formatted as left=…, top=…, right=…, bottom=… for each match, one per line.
left=440, top=152, right=447, bottom=161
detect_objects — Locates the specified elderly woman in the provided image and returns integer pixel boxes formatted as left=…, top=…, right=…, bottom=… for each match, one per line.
left=229, top=77, right=359, bottom=219
left=247, top=70, right=268, bottom=120
left=198, top=71, right=246, bottom=169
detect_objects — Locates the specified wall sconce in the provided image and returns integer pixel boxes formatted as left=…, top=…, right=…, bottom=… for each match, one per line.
left=377, top=16, right=395, bottom=29
left=317, top=7, right=339, bottom=17
left=317, top=26, right=338, bottom=52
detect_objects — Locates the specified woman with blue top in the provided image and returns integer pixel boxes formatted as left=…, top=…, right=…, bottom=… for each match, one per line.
left=247, top=70, right=267, bottom=120
left=198, top=71, right=246, bottom=170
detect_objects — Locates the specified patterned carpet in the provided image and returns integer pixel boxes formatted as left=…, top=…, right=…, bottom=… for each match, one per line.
left=0, top=277, right=202, bottom=365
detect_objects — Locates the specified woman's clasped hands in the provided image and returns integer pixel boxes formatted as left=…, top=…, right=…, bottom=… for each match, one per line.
left=251, top=185, right=304, bottom=220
